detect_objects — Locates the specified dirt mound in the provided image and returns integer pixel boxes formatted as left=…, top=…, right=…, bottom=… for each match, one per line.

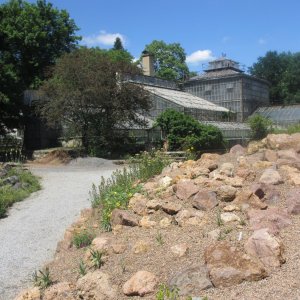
left=34, top=150, right=72, bottom=165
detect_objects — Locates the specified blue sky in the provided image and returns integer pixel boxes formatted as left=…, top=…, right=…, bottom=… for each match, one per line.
left=3, top=0, right=300, bottom=72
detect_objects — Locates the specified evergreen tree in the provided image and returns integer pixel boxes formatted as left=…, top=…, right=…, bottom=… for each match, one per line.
left=113, top=37, right=124, bottom=51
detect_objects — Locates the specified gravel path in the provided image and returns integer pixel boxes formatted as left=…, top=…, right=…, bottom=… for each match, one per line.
left=0, top=161, right=118, bottom=300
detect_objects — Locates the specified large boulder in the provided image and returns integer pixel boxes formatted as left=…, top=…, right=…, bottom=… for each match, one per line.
left=286, top=188, right=300, bottom=214
left=43, top=282, right=75, bottom=300
left=259, top=168, right=283, bottom=185
left=128, top=193, right=148, bottom=216
left=174, top=180, right=199, bottom=200
left=76, top=271, right=117, bottom=300
left=229, top=144, right=246, bottom=156
left=233, top=189, right=267, bottom=210
left=175, top=209, right=205, bottom=226
left=245, top=228, right=285, bottom=271
left=265, top=133, right=300, bottom=150
left=111, top=209, right=139, bottom=227
left=204, top=241, right=267, bottom=287
left=248, top=207, right=292, bottom=234
left=123, top=271, right=158, bottom=296
left=217, top=185, right=237, bottom=202
left=168, top=265, right=212, bottom=296
left=192, top=190, right=218, bottom=211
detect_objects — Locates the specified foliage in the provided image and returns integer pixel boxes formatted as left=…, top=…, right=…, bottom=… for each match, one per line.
left=0, top=167, right=41, bottom=218
left=155, top=109, right=225, bottom=152
left=247, top=114, right=273, bottom=140
left=38, top=47, right=150, bottom=153
left=155, top=232, right=164, bottom=246
left=143, top=40, right=189, bottom=80
left=78, top=260, right=87, bottom=277
left=0, top=0, right=80, bottom=133
left=32, top=267, right=52, bottom=289
left=156, top=284, right=180, bottom=300
left=90, top=151, right=170, bottom=231
left=250, top=51, right=300, bottom=104
left=90, top=249, right=104, bottom=269
left=272, top=123, right=300, bottom=134
left=72, top=230, right=94, bottom=248
left=113, top=37, right=124, bottom=51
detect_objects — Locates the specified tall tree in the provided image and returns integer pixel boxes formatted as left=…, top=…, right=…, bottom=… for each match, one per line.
left=143, top=40, right=189, bottom=81
left=38, top=48, right=151, bottom=153
left=0, top=0, right=80, bottom=133
left=113, top=37, right=124, bottom=51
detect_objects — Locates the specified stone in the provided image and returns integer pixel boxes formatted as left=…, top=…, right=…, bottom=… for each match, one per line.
left=277, top=149, right=299, bottom=161
left=111, top=209, right=139, bottom=227
left=14, top=287, right=41, bottom=300
left=43, top=282, right=75, bottom=300
left=230, top=144, right=246, bottom=156
left=168, top=265, right=212, bottom=296
left=247, top=140, right=266, bottom=154
left=76, top=271, right=117, bottom=300
left=286, top=188, right=300, bottom=214
left=248, top=207, right=292, bottom=234
left=175, top=209, right=205, bottom=226
left=3, top=175, right=19, bottom=185
left=192, top=190, right=218, bottom=211
left=170, top=243, right=189, bottom=257
left=158, top=176, right=173, bottom=188
left=220, top=212, right=241, bottom=223
left=159, top=217, right=172, bottom=228
left=281, top=165, right=300, bottom=186
left=190, top=167, right=210, bottom=178
left=217, top=185, right=237, bottom=202
left=236, top=168, right=256, bottom=180
left=259, top=168, right=283, bottom=185
left=161, top=201, right=182, bottom=215
left=250, top=183, right=266, bottom=199
left=264, top=149, right=278, bottom=162
left=233, top=189, right=267, bottom=210
left=265, top=133, right=300, bottom=150
left=174, top=180, right=199, bottom=200
left=133, top=240, right=150, bottom=254
left=253, top=161, right=274, bottom=169
left=139, top=216, right=157, bottom=228
left=223, top=204, right=240, bottom=212
left=123, top=271, right=158, bottom=296
left=223, top=176, right=244, bottom=188
left=245, top=228, right=285, bottom=270
left=219, top=162, right=235, bottom=177
left=90, top=236, right=111, bottom=253
left=128, top=194, right=148, bottom=216
left=204, top=241, right=267, bottom=288
left=207, top=228, right=221, bottom=240
left=146, top=199, right=161, bottom=210
left=111, top=243, right=127, bottom=254
left=143, top=181, right=158, bottom=192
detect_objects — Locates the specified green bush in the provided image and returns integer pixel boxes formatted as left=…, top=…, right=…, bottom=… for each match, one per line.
left=155, top=109, right=225, bottom=152
left=72, top=230, right=95, bottom=248
left=90, top=151, right=170, bottom=231
left=247, top=114, right=273, bottom=140
left=0, top=167, right=41, bottom=218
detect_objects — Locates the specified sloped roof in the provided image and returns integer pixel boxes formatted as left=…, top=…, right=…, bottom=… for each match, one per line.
left=254, top=105, right=300, bottom=123
left=144, top=86, right=229, bottom=112
left=189, top=68, right=242, bottom=80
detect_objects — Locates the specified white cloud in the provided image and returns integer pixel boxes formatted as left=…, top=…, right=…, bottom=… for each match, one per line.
left=82, top=30, right=126, bottom=47
left=258, top=38, right=267, bottom=45
left=186, top=50, right=215, bottom=65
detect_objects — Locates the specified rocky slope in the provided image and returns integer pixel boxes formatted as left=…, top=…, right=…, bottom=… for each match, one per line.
left=15, top=133, right=300, bottom=300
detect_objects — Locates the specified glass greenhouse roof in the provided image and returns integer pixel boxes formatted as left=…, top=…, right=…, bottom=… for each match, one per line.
left=144, top=86, right=229, bottom=113
left=255, top=105, right=300, bottom=123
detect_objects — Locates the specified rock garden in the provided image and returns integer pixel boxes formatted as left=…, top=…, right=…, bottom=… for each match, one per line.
left=15, top=133, right=300, bottom=300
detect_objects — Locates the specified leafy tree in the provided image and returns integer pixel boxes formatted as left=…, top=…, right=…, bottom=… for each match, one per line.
left=155, top=109, right=224, bottom=151
left=38, top=48, right=151, bottom=153
left=249, top=51, right=300, bottom=104
left=113, top=37, right=124, bottom=51
left=247, top=114, right=273, bottom=140
left=143, top=40, right=189, bottom=81
left=0, top=0, right=80, bottom=132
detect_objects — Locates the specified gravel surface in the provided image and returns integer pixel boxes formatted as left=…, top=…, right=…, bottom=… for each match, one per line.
left=0, top=162, right=118, bottom=300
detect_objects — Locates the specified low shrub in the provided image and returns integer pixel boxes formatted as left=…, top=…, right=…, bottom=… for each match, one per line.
left=247, top=114, right=273, bottom=140
left=90, top=151, right=170, bottom=231
left=72, top=230, right=95, bottom=248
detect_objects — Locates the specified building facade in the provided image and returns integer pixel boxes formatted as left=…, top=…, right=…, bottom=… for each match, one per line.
left=184, top=57, right=270, bottom=121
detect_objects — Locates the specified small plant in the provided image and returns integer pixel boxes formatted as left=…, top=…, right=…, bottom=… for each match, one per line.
left=32, top=267, right=52, bottom=289
left=120, top=258, right=126, bottom=273
left=156, top=283, right=180, bottom=300
left=90, top=249, right=104, bottom=269
left=247, top=114, right=273, bottom=140
left=78, top=260, right=87, bottom=277
left=224, top=227, right=233, bottom=234
left=72, top=230, right=94, bottom=248
left=239, top=218, right=246, bottom=226
left=156, top=232, right=164, bottom=246
left=216, top=210, right=223, bottom=227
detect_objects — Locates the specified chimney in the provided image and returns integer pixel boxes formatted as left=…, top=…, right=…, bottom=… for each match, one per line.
left=142, top=50, right=155, bottom=76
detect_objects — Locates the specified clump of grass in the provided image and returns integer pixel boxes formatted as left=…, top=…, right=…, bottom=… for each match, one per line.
left=78, top=260, right=87, bottom=277
left=0, top=167, right=41, bottom=218
left=72, top=230, right=94, bottom=248
left=90, top=249, right=104, bottom=269
left=216, top=210, right=224, bottom=227
left=156, top=283, right=180, bottom=300
left=32, top=267, right=52, bottom=289
left=156, top=232, right=164, bottom=246
left=239, top=218, right=246, bottom=226
left=90, top=151, right=171, bottom=231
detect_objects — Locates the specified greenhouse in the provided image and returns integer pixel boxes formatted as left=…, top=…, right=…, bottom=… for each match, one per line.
left=254, top=105, right=300, bottom=127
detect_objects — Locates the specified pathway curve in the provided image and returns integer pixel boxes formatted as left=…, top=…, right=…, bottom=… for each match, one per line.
left=0, top=163, right=117, bottom=300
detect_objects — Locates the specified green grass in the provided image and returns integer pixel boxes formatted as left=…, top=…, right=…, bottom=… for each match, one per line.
left=272, top=123, right=300, bottom=134
left=90, top=150, right=171, bottom=231
left=0, top=167, right=41, bottom=218
left=72, top=230, right=95, bottom=248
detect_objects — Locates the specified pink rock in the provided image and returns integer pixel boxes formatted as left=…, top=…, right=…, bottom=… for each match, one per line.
left=192, top=190, right=218, bottom=211
left=259, top=168, right=283, bottom=185
left=111, top=209, right=139, bottom=227
left=286, top=188, right=300, bottom=214
left=264, top=149, right=278, bottom=162
left=123, top=271, right=158, bottom=296
left=170, top=243, right=189, bottom=257
left=174, top=180, right=199, bottom=200
left=266, top=133, right=300, bottom=150
left=245, top=228, right=285, bottom=270
left=248, top=207, right=292, bottom=234
left=230, top=144, right=246, bottom=156
left=43, top=282, right=75, bottom=300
